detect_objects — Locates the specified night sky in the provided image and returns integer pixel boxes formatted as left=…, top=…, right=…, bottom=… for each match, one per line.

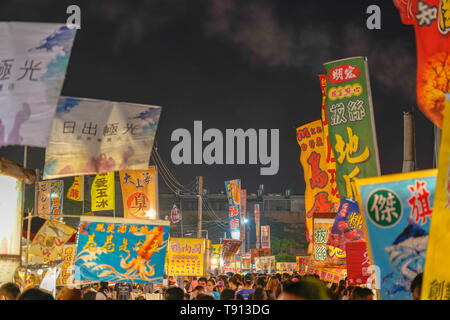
left=0, top=0, right=435, bottom=195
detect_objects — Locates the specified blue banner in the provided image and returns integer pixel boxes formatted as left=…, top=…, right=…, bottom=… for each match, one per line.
left=224, top=179, right=241, bottom=240
left=75, top=219, right=169, bottom=283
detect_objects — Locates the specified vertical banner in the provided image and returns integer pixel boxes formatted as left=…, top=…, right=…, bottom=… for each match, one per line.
left=56, top=244, right=77, bottom=286
left=167, top=238, right=205, bottom=277
left=320, top=74, right=340, bottom=204
left=240, top=189, right=247, bottom=244
left=75, top=216, right=170, bottom=283
left=261, top=225, right=271, bottom=249
left=91, top=172, right=115, bottom=212
left=224, top=179, right=241, bottom=240
left=119, top=167, right=158, bottom=220
left=37, top=181, right=51, bottom=217
left=211, top=244, right=222, bottom=272
left=296, top=120, right=335, bottom=242
left=254, top=204, right=260, bottom=249
left=345, top=241, right=371, bottom=286
left=170, top=204, right=181, bottom=224
left=49, top=180, right=63, bottom=221
left=355, top=169, right=437, bottom=300
left=296, top=256, right=310, bottom=274
left=0, top=22, right=76, bottom=148
left=324, top=57, right=381, bottom=199
left=422, top=96, right=450, bottom=300
left=67, top=176, right=83, bottom=202
left=221, top=239, right=242, bottom=263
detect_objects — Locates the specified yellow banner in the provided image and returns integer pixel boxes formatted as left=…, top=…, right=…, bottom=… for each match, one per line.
left=297, top=120, right=335, bottom=242
left=91, top=172, right=115, bottom=211
left=56, top=244, right=77, bottom=286
left=119, top=167, right=158, bottom=219
left=67, top=176, right=83, bottom=201
left=422, top=96, right=450, bottom=300
left=167, top=238, right=205, bottom=276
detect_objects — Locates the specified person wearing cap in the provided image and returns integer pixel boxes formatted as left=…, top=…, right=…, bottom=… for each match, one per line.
left=236, top=273, right=255, bottom=300
left=215, top=280, right=225, bottom=294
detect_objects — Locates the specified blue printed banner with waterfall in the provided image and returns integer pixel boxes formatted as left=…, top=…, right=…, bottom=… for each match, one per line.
left=74, top=218, right=169, bottom=283
left=355, top=169, right=437, bottom=300
left=0, top=22, right=76, bottom=147
left=43, top=96, right=161, bottom=179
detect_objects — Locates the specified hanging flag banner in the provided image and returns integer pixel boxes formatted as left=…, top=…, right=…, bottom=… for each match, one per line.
left=240, top=189, right=247, bottom=243
left=255, top=256, right=276, bottom=274
left=67, top=176, right=83, bottom=202
left=43, top=96, right=162, bottom=179
left=323, top=56, right=381, bottom=199
left=75, top=216, right=170, bottom=283
left=296, top=256, right=310, bottom=274
left=250, top=248, right=271, bottom=264
left=91, top=172, right=115, bottom=212
left=306, top=266, right=346, bottom=283
left=254, top=204, right=261, bottom=249
left=37, top=181, right=51, bottom=217
left=170, top=204, right=181, bottom=224
left=312, top=213, right=346, bottom=268
left=223, top=254, right=241, bottom=273
left=320, top=74, right=340, bottom=204
left=56, top=244, right=77, bottom=286
left=224, top=179, right=241, bottom=240
left=167, top=238, right=205, bottom=277
left=0, top=22, right=76, bottom=148
left=327, top=198, right=365, bottom=250
left=393, top=0, right=450, bottom=128
left=28, top=219, right=76, bottom=265
left=221, top=239, right=242, bottom=263
left=37, top=180, right=63, bottom=220
left=296, top=120, right=335, bottom=242
left=211, top=244, right=222, bottom=271
left=346, top=241, right=371, bottom=287
left=119, top=167, right=158, bottom=219
left=354, top=169, right=437, bottom=300
left=260, top=225, right=271, bottom=249
left=422, top=96, right=450, bottom=300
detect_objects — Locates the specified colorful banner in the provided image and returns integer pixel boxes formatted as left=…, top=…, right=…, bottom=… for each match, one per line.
left=167, top=238, right=205, bottom=277
left=261, top=225, right=271, bottom=249
left=355, top=169, right=437, bottom=300
left=119, top=167, right=158, bottom=219
left=67, top=176, right=83, bottom=201
left=394, top=0, right=450, bottom=128
left=43, top=96, right=162, bottom=179
left=0, top=22, right=76, bottom=147
left=312, top=213, right=346, bottom=268
left=327, top=198, right=365, bottom=250
left=224, top=179, right=241, bottom=240
left=320, top=74, right=340, bottom=204
left=254, top=204, right=261, bottom=249
left=296, top=120, right=335, bottom=242
left=346, top=241, right=371, bottom=287
left=91, top=172, right=115, bottom=212
left=37, top=180, right=63, bottom=220
left=56, top=244, right=77, bottom=286
left=296, top=256, right=310, bottom=274
left=276, top=262, right=297, bottom=273
left=422, top=96, right=450, bottom=300
left=28, top=219, right=76, bottom=264
left=0, top=174, right=23, bottom=257
left=221, top=239, right=242, bottom=263
left=240, top=189, right=247, bottom=243
left=211, top=244, right=222, bottom=271
left=170, top=204, right=181, bottom=224
left=37, top=181, right=51, bottom=217
left=323, top=57, right=381, bottom=199
left=0, top=259, right=20, bottom=283
left=306, top=265, right=346, bottom=283
left=75, top=217, right=170, bottom=283
left=255, top=256, right=276, bottom=274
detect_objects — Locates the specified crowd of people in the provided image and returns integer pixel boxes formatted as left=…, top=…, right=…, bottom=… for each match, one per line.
left=0, top=271, right=423, bottom=300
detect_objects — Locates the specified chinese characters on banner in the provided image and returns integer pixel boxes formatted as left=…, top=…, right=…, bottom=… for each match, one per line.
left=67, top=176, right=83, bottom=202
left=119, top=167, right=158, bottom=219
left=394, top=0, right=450, bottom=128
left=345, top=241, right=371, bottom=286
left=254, top=204, right=261, bottom=249
left=323, top=57, right=380, bottom=199
left=37, top=180, right=63, bottom=220
left=28, top=220, right=76, bottom=265
left=43, top=96, right=162, bottom=179
left=255, top=256, right=275, bottom=274
left=221, top=239, right=242, bottom=264
left=75, top=217, right=170, bottom=283
left=422, top=97, right=450, bottom=300
left=210, top=244, right=222, bottom=271
left=91, top=172, right=115, bottom=212
left=276, top=262, right=297, bottom=273
left=354, top=169, right=437, bottom=300
left=167, top=238, right=205, bottom=276
left=56, top=244, right=77, bottom=286
left=261, top=225, right=271, bottom=249
left=0, top=22, right=76, bottom=147
left=296, top=256, right=310, bottom=274
left=224, top=179, right=241, bottom=240
left=240, top=189, right=247, bottom=244
left=296, top=120, right=335, bottom=242
left=250, top=248, right=271, bottom=264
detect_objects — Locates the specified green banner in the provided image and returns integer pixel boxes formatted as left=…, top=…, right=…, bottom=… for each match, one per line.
left=323, top=56, right=380, bottom=198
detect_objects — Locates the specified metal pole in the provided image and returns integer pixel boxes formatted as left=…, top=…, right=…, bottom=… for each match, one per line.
left=180, top=197, right=183, bottom=238
left=197, top=176, right=203, bottom=238
left=402, top=111, right=415, bottom=172
left=81, top=175, right=85, bottom=214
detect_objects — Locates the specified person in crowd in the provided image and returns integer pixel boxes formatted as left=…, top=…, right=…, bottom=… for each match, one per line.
left=351, top=287, right=374, bottom=300
left=215, top=281, right=225, bottom=294
left=0, top=282, right=20, bottom=300
left=191, top=285, right=206, bottom=300
left=164, top=287, right=185, bottom=300
left=255, top=276, right=266, bottom=288
left=235, top=293, right=244, bottom=300
left=220, top=288, right=236, bottom=300
left=206, top=278, right=220, bottom=300
left=277, top=279, right=331, bottom=300
left=114, top=282, right=133, bottom=300
left=184, top=293, right=190, bottom=300
left=236, top=273, right=255, bottom=300
left=264, top=275, right=281, bottom=300
left=18, top=288, right=55, bottom=300
left=96, top=282, right=112, bottom=300
left=197, top=277, right=208, bottom=289
left=56, top=287, right=82, bottom=300
left=196, top=293, right=215, bottom=300
left=228, top=277, right=240, bottom=291
left=183, top=279, right=190, bottom=292
left=188, top=276, right=198, bottom=293
left=135, top=295, right=146, bottom=300
left=251, top=287, right=268, bottom=300
left=81, top=285, right=97, bottom=300
left=410, top=273, right=423, bottom=300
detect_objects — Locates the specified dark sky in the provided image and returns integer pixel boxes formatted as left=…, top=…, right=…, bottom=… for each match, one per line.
left=0, top=0, right=435, bottom=195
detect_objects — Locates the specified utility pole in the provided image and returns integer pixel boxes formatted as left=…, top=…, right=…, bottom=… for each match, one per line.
left=402, top=111, right=416, bottom=172
left=197, top=176, right=203, bottom=238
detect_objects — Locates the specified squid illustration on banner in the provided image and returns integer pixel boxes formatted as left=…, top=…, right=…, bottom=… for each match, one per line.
left=91, top=172, right=115, bottom=212
left=224, top=179, right=241, bottom=240
left=296, top=120, right=335, bottom=242
left=119, top=167, right=158, bottom=220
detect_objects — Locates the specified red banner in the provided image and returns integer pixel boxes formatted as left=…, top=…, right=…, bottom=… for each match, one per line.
left=345, top=241, right=371, bottom=286
left=261, top=225, right=270, bottom=249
